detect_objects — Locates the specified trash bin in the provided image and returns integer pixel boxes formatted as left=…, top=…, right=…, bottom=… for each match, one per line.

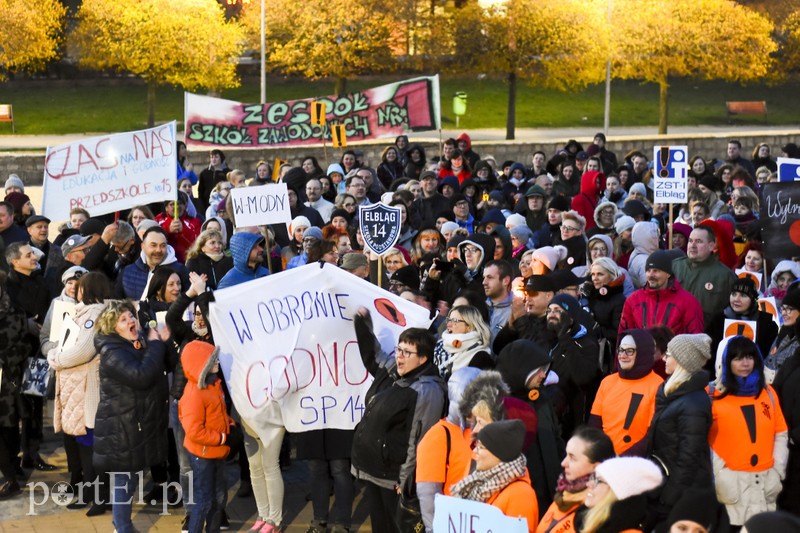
left=453, top=92, right=467, bottom=116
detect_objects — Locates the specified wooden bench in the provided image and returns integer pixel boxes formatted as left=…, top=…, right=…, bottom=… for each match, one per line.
left=726, top=101, right=767, bottom=123
left=0, top=105, right=13, bottom=133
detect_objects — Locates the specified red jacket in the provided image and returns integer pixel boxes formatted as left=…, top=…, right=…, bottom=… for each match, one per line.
left=618, top=279, right=704, bottom=339
left=178, top=341, right=233, bottom=459
left=156, top=212, right=201, bottom=263
left=570, top=171, right=606, bottom=231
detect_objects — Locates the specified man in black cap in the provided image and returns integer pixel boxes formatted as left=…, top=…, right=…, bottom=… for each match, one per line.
left=619, top=249, right=704, bottom=338
left=545, top=294, right=599, bottom=437
left=533, top=195, right=570, bottom=248
left=519, top=185, right=547, bottom=231
left=450, top=193, right=474, bottom=234
left=412, top=171, right=450, bottom=228
left=592, top=132, right=618, bottom=173
left=492, top=274, right=555, bottom=353
left=26, top=214, right=62, bottom=295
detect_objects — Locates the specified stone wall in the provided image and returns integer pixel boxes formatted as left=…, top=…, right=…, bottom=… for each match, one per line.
left=2, top=131, right=798, bottom=186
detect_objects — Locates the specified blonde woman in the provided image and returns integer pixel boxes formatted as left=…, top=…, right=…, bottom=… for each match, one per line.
left=432, top=305, right=493, bottom=380
left=576, top=457, right=663, bottom=533
left=645, top=333, right=714, bottom=524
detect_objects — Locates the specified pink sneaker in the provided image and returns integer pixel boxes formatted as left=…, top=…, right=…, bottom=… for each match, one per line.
left=249, top=519, right=266, bottom=531
left=259, top=522, right=279, bottom=533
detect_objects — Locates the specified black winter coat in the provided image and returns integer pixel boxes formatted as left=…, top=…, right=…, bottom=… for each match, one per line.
left=0, top=298, right=32, bottom=427
left=773, top=354, right=800, bottom=514
left=185, top=253, right=234, bottom=291
left=646, top=371, right=713, bottom=513
left=93, top=333, right=169, bottom=473
left=350, top=314, right=446, bottom=486
left=586, top=278, right=626, bottom=347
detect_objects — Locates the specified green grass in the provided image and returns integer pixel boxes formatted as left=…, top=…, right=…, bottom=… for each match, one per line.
left=0, top=75, right=797, bottom=135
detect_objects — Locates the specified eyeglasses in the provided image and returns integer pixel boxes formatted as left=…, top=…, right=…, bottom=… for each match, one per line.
left=618, top=347, right=636, bottom=356
left=455, top=202, right=469, bottom=208
left=395, top=346, right=418, bottom=358
left=781, top=305, right=797, bottom=314
left=561, top=226, right=581, bottom=233
left=446, top=317, right=467, bottom=325
left=343, top=202, right=355, bottom=208
left=463, top=246, right=480, bottom=255
left=588, top=473, right=607, bottom=486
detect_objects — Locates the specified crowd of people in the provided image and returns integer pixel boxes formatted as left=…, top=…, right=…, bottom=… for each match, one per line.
left=0, top=132, right=799, bottom=533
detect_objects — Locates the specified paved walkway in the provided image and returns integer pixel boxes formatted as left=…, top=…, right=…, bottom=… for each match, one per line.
left=0, top=410, right=371, bottom=532
left=1, top=125, right=799, bottom=151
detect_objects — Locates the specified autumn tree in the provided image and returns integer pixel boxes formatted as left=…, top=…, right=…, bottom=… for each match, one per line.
left=778, top=9, right=800, bottom=78
left=241, top=0, right=398, bottom=96
left=72, top=0, right=245, bottom=127
left=474, top=0, right=606, bottom=139
left=611, top=0, right=776, bottom=134
left=0, top=0, right=65, bottom=80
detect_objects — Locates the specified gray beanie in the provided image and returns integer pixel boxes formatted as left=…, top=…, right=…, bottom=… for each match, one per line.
left=667, top=333, right=712, bottom=373
left=508, top=224, right=533, bottom=242
left=4, top=174, right=24, bottom=193
left=614, top=215, right=636, bottom=235
left=303, top=226, right=323, bottom=241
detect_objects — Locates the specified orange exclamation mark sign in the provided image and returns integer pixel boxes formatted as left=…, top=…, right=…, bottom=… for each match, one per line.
left=622, top=393, right=644, bottom=444
left=659, top=146, right=671, bottom=178
left=740, top=404, right=758, bottom=467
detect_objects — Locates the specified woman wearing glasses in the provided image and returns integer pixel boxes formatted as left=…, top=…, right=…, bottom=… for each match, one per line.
left=555, top=211, right=587, bottom=271
left=575, top=457, right=663, bottom=533
left=765, top=284, right=800, bottom=384
left=451, top=420, right=538, bottom=532
left=432, top=305, right=492, bottom=381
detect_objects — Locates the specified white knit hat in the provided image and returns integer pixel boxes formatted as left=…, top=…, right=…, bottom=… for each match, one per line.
left=531, top=246, right=567, bottom=271
left=614, top=215, right=636, bottom=235
left=505, top=213, right=526, bottom=229
left=594, top=457, right=663, bottom=500
left=440, top=221, right=460, bottom=235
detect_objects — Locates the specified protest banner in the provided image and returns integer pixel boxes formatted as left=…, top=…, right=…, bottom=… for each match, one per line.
left=185, top=75, right=441, bottom=149
left=777, top=157, right=800, bottom=182
left=207, top=262, right=433, bottom=439
left=735, top=269, right=763, bottom=293
left=360, top=203, right=402, bottom=256
left=652, top=145, right=688, bottom=203
left=723, top=319, right=757, bottom=341
left=229, top=183, right=291, bottom=228
left=42, top=122, right=177, bottom=221
left=760, top=182, right=800, bottom=261
left=433, top=494, right=528, bottom=533
left=49, top=300, right=77, bottom=342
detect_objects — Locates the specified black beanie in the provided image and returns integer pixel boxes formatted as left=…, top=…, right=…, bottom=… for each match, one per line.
left=646, top=250, right=674, bottom=276
left=731, top=277, right=759, bottom=303
left=548, top=195, right=571, bottom=212
left=476, top=419, right=525, bottom=462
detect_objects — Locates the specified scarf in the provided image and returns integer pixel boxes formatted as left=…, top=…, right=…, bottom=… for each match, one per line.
left=451, top=454, right=527, bottom=503
left=734, top=374, right=761, bottom=397
left=439, top=331, right=485, bottom=373
left=555, top=471, right=590, bottom=494
left=192, top=321, right=208, bottom=337
left=206, top=252, right=224, bottom=262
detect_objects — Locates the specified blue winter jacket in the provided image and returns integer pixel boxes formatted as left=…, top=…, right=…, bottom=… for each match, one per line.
left=217, top=232, right=270, bottom=289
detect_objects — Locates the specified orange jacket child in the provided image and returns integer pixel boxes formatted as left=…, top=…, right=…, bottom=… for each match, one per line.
left=179, top=341, right=233, bottom=459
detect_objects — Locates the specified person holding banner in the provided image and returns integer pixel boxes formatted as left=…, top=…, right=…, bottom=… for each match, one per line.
left=707, top=277, right=778, bottom=363
left=451, top=419, right=538, bottom=532
left=351, top=308, right=446, bottom=533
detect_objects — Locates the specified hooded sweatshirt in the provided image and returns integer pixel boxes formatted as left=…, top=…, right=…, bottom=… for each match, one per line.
left=217, top=232, right=270, bottom=289
left=628, top=221, right=660, bottom=289
left=178, top=342, right=233, bottom=459
left=589, top=329, right=663, bottom=454
left=570, top=171, right=606, bottom=231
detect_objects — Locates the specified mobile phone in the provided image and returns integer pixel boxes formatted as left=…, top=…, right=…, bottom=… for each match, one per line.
left=434, top=258, right=454, bottom=273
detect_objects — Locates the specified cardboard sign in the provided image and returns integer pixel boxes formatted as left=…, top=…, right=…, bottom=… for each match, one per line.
left=723, top=319, right=757, bottom=341
left=42, top=122, right=177, bottom=221
left=58, top=315, right=81, bottom=352
left=760, top=182, right=800, bottom=261
left=49, top=300, right=77, bottom=342
left=207, top=262, right=433, bottom=439
left=331, top=124, right=347, bottom=148
left=433, top=494, right=528, bottom=533
left=185, top=75, right=441, bottom=148
left=735, top=269, right=763, bottom=293
left=310, top=101, right=327, bottom=126
left=229, top=183, right=291, bottom=227
left=777, top=157, right=800, bottom=182
left=359, top=204, right=402, bottom=255
left=653, top=145, right=688, bottom=203
left=758, top=296, right=782, bottom=327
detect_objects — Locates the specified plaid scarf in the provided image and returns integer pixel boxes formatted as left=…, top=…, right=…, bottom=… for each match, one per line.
left=451, top=454, right=527, bottom=502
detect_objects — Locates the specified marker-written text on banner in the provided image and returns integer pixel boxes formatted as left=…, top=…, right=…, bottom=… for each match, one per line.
left=42, top=123, right=177, bottom=221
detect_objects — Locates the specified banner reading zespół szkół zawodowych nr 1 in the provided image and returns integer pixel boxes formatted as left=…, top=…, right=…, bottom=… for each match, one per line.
left=42, top=122, right=177, bottom=222
left=184, top=75, right=441, bottom=149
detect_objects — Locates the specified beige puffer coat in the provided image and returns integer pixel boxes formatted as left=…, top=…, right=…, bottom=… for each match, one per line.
left=47, top=302, right=107, bottom=436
